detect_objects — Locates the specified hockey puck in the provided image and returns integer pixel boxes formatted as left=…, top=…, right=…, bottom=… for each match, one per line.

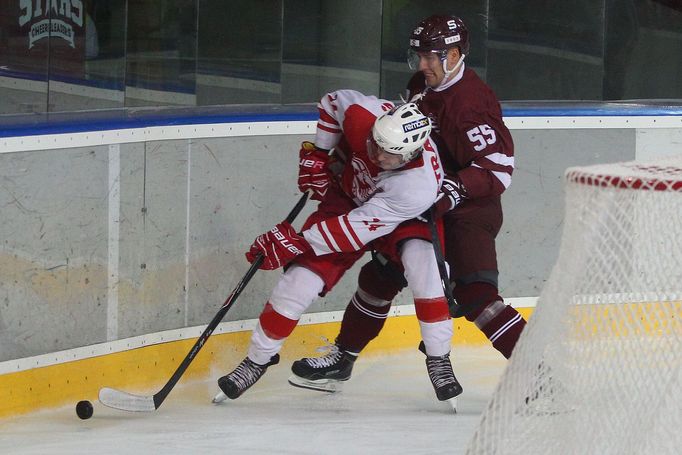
left=76, top=400, right=94, bottom=420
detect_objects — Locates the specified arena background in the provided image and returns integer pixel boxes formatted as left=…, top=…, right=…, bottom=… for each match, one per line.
left=1, top=0, right=681, bottom=416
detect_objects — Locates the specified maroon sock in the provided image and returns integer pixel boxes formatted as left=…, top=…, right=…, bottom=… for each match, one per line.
left=336, top=292, right=391, bottom=353
left=479, top=305, right=526, bottom=358
left=336, top=259, right=403, bottom=353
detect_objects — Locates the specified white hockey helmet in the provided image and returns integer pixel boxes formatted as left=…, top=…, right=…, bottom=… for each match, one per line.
left=371, top=103, right=431, bottom=162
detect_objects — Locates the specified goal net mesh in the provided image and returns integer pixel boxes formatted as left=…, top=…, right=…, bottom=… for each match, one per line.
left=466, top=156, right=682, bottom=454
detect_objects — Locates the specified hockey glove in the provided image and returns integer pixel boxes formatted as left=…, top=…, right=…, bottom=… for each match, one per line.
left=246, top=221, right=311, bottom=270
left=298, top=142, right=331, bottom=201
left=433, top=177, right=467, bottom=218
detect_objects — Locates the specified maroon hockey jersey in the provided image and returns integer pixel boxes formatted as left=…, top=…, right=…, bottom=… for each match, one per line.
left=407, top=66, right=514, bottom=206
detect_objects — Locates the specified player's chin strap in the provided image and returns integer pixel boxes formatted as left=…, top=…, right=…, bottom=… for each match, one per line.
left=402, top=89, right=427, bottom=104
left=433, top=53, right=466, bottom=93
left=443, top=53, right=465, bottom=79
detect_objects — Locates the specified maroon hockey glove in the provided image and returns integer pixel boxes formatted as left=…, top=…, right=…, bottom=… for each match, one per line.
left=246, top=221, right=311, bottom=270
left=298, top=142, right=331, bottom=201
left=433, top=177, right=467, bottom=217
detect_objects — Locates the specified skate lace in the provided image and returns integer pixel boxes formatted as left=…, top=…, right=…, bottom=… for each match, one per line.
left=306, top=341, right=343, bottom=369
left=426, top=356, right=455, bottom=388
left=228, top=358, right=264, bottom=390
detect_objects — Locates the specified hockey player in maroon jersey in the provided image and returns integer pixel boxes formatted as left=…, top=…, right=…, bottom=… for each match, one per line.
left=216, top=90, right=462, bottom=407
left=290, top=14, right=527, bottom=389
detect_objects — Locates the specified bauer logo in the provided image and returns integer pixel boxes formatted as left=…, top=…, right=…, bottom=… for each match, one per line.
left=444, top=35, right=461, bottom=45
left=402, top=118, right=429, bottom=133
left=410, top=39, right=420, bottom=47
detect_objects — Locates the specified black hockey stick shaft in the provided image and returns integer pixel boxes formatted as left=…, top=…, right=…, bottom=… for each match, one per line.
left=151, top=191, right=311, bottom=409
left=428, top=206, right=459, bottom=313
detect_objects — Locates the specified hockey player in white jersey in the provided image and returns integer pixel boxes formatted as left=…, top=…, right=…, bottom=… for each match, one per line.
left=216, top=90, right=462, bottom=407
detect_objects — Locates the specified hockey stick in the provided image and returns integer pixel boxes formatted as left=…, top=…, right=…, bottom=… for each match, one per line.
left=428, top=206, right=459, bottom=315
left=99, top=191, right=311, bottom=412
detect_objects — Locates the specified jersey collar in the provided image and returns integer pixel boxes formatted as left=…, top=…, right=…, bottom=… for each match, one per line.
left=433, top=62, right=466, bottom=92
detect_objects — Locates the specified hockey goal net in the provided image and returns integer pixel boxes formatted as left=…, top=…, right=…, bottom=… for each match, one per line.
left=467, top=156, right=682, bottom=454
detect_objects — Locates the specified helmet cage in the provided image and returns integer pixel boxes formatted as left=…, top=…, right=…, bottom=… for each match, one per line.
left=366, top=136, right=409, bottom=170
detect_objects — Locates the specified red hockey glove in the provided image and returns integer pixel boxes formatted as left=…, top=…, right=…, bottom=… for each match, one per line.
left=433, top=177, right=467, bottom=217
left=298, top=141, right=331, bottom=201
left=245, top=221, right=311, bottom=270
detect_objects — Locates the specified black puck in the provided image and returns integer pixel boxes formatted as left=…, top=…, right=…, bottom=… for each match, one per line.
left=76, top=400, right=94, bottom=420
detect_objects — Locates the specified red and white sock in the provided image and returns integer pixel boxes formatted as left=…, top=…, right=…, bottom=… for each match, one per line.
left=248, top=265, right=324, bottom=364
left=415, top=297, right=452, bottom=357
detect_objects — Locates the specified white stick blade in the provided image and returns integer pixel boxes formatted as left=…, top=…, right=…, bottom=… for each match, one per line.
left=98, top=387, right=156, bottom=412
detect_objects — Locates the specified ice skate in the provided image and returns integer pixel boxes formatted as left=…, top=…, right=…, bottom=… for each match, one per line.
left=288, top=342, right=357, bottom=393
left=420, top=341, right=463, bottom=412
left=215, top=354, right=280, bottom=401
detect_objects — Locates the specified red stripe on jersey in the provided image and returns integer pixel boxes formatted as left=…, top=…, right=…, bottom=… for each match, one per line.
left=342, top=215, right=363, bottom=248
left=317, top=123, right=341, bottom=134
left=259, top=302, right=298, bottom=340
left=325, top=217, right=355, bottom=252
left=317, top=221, right=338, bottom=252
left=318, top=108, right=339, bottom=126
left=414, top=297, right=450, bottom=323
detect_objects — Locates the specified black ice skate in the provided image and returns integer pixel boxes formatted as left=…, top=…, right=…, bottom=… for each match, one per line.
left=419, top=341, right=463, bottom=411
left=288, top=343, right=358, bottom=393
left=214, top=354, right=280, bottom=402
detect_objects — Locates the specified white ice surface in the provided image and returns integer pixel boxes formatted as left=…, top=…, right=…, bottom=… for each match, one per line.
left=0, top=346, right=505, bottom=455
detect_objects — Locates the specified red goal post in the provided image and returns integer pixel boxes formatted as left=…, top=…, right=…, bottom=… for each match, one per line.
left=467, top=155, right=682, bottom=454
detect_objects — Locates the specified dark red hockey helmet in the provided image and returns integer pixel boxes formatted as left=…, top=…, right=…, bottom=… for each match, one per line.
left=409, top=14, right=470, bottom=56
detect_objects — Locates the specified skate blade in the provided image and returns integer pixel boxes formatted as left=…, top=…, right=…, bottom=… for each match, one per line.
left=212, top=391, right=228, bottom=404
left=446, top=397, right=457, bottom=413
left=287, top=375, right=343, bottom=393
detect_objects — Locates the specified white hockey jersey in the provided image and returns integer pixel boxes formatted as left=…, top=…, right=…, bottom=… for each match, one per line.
left=302, top=90, right=444, bottom=256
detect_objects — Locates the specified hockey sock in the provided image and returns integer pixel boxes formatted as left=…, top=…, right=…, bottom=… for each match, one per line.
left=248, top=303, right=298, bottom=365
left=336, top=259, right=403, bottom=353
left=336, top=288, right=391, bottom=353
left=249, top=266, right=324, bottom=365
left=456, top=282, right=526, bottom=358
left=415, top=297, right=452, bottom=357
left=474, top=300, right=526, bottom=359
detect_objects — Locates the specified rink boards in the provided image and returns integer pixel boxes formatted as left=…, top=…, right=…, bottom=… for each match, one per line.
left=6, top=297, right=681, bottom=417
left=0, top=304, right=535, bottom=418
